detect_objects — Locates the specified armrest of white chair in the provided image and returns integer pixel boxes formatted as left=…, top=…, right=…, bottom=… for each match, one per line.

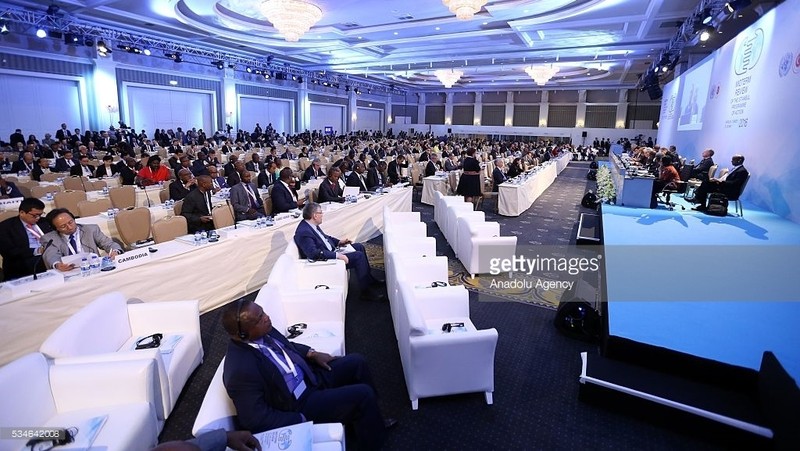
left=50, top=358, right=159, bottom=411
left=312, top=423, right=345, bottom=444
left=409, top=285, right=470, bottom=320
left=127, top=300, right=201, bottom=335
left=192, top=358, right=236, bottom=437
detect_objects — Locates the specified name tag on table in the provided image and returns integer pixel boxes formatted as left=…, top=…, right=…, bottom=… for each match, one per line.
left=0, top=197, right=22, bottom=210
left=0, top=270, right=65, bottom=303
left=115, top=248, right=151, bottom=270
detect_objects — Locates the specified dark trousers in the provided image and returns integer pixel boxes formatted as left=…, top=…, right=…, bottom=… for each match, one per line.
left=695, top=180, right=727, bottom=206
left=344, top=243, right=374, bottom=289
left=300, top=354, right=386, bottom=450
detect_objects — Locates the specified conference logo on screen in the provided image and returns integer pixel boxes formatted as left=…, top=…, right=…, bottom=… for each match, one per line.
left=778, top=52, right=792, bottom=77
left=734, top=28, right=764, bottom=75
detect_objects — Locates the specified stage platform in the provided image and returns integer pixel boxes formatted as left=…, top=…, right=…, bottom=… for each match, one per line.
left=600, top=200, right=800, bottom=382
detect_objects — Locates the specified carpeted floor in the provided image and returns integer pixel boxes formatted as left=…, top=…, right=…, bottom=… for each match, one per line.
left=160, top=161, right=727, bottom=450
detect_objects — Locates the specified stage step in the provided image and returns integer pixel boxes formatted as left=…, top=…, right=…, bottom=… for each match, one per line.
left=576, top=212, right=601, bottom=244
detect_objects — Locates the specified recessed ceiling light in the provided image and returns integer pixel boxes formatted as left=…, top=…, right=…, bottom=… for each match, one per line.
left=482, top=22, right=488, bottom=25
left=357, top=36, right=362, bottom=39
left=393, top=32, right=398, bottom=35
left=435, top=27, right=440, bottom=31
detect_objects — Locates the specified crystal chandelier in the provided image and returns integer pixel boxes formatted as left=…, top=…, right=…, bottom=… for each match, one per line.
left=442, top=0, right=488, bottom=20
left=525, top=65, right=560, bottom=86
left=434, top=69, right=464, bottom=88
left=260, top=0, right=323, bottom=42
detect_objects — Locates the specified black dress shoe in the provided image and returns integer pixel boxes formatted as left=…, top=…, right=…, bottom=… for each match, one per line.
left=693, top=205, right=707, bottom=211
left=384, top=418, right=398, bottom=429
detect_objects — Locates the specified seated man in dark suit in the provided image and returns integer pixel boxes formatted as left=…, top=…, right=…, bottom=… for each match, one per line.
left=492, top=158, right=508, bottom=192
left=40, top=208, right=122, bottom=272
left=95, top=155, right=118, bottom=178
left=221, top=299, right=394, bottom=450
left=180, top=175, right=216, bottom=233
left=245, top=153, right=266, bottom=175
left=691, top=148, right=715, bottom=181
left=258, top=161, right=279, bottom=189
left=386, top=155, right=408, bottom=185
left=207, top=165, right=228, bottom=192
left=424, top=153, right=443, bottom=177
left=230, top=170, right=264, bottom=221
left=294, top=202, right=384, bottom=296
left=11, top=151, right=35, bottom=173
left=0, top=198, right=52, bottom=280
left=170, top=169, right=196, bottom=201
left=191, top=152, right=210, bottom=177
left=302, top=158, right=326, bottom=182
left=226, top=161, right=246, bottom=188
left=271, top=167, right=304, bottom=214
left=31, top=158, right=51, bottom=182
left=345, top=162, right=369, bottom=192
left=693, top=154, right=749, bottom=212
left=69, top=155, right=96, bottom=178
left=366, top=161, right=390, bottom=191
left=116, top=157, right=138, bottom=186
left=0, top=176, right=23, bottom=199
left=54, top=151, right=76, bottom=173
left=317, top=167, right=345, bottom=203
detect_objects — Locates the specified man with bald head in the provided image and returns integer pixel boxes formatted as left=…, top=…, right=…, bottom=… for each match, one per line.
left=180, top=175, right=216, bottom=233
left=170, top=168, right=196, bottom=201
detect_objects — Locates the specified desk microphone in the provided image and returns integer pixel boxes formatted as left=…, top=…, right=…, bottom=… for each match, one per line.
left=226, top=199, right=237, bottom=229
left=32, top=239, right=54, bottom=280
left=143, top=185, right=153, bottom=207
left=76, top=175, right=88, bottom=192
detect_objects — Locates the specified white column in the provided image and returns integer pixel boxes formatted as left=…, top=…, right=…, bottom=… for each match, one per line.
left=347, top=90, right=357, bottom=132
left=417, top=93, right=426, bottom=125
left=298, top=83, right=309, bottom=133
left=93, top=55, right=120, bottom=130
left=539, top=91, right=549, bottom=127
left=576, top=89, right=587, bottom=128
left=615, top=89, right=628, bottom=129
left=222, top=69, right=238, bottom=133
left=444, top=92, right=453, bottom=126
left=473, top=92, right=482, bottom=126
left=385, top=94, right=392, bottom=132
left=505, top=91, right=514, bottom=127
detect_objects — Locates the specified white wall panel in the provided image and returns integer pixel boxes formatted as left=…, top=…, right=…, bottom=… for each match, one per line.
left=309, top=103, right=344, bottom=135
left=239, top=97, right=292, bottom=135
left=126, top=86, right=213, bottom=134
left=355, top=108, right=382, bottom=132
left=0, top=73, right=83, bottom=142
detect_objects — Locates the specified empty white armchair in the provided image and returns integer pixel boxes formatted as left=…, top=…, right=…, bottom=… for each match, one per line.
left=276, top=248, right=349, bottom=302
left=434, top=192, right=468, bottom=232
left=445, top=205, right=483, bottom=253
left=255, top=284, right=345, bottom=357
left=39, top=292, right=203, bottom=421
left=193, top=358, right=346, bottom=450
left=395, top=282, right=498, bottom=410
left=456, top=219, right=518, bottom=278
left=0, top=352, right=159, bottom=451
left=382, top=208, right=421, bottom=232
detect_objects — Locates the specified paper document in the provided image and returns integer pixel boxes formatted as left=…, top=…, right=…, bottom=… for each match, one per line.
left=336, top=244, right=356, bottom=254
left=253, top=421, right=313, bottom=450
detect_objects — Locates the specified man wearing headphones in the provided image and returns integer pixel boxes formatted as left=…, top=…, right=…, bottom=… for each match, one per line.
left=221, top=299, right=395, bottom=451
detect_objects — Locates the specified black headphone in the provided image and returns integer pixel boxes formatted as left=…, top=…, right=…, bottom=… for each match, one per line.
left=235, top=298, right=248, bottom=340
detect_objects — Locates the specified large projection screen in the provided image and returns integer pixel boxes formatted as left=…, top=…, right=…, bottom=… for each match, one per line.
left=239, top=97, right=293, bottom=135
left=126, top=85, right=213, bottom=134
left=355, top=108, right=382, bottom=132
left=309, top=103, right=344, bottom=135
left=0, top=72, right=84, bottom=141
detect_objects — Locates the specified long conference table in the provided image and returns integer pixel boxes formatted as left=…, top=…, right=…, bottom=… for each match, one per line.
left=498, top=153, right=571, bottom=216
left=0, top=187, right=412, bottom=367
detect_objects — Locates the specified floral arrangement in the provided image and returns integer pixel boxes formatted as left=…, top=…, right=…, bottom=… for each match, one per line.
left=595, top=165, right=616, bottom=204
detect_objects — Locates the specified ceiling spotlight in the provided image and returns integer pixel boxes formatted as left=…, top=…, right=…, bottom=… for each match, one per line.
left=0, top=22, right=9, bottom=35
left=63, top=33, right=79, bottom=45
left=291, top=74, right=298, bottom=81
left=297, top=76, right=303, bottom=83
left=212, top=60, right=225, bottom=70
left=725, top=0, right=751, bottom=13
left=143, top=48, right=151, bottom=56
left=36, top=28, right=47, bottom=38
left=96, top=41, right=110, bottom=55
left=246, top=66, right=253, bottom=73
left=228, top=63, right=235, bottom=69
left=83, top=36, right=94, bottom=47
left=699, top=26, right=713, bottom=42
left=354, top=88, right=361, bottom=95
left=701, top=8, right=714, bottom=25
left=174, top=54, right=183, bottom=63
left=345, top=86, right=351, bottom=92
left=264, top=72, right=271, bottom=80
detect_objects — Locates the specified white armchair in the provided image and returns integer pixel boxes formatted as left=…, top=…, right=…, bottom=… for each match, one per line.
left=444, top=205, right=483, bottom=254
left=193, top=359, right=346, bottom=450
left=0, top=352, right=159, bottom=451
left=278, top=246, right=349, bottom=302
left=255, top=284, right=345, bottom=357
left=385, top=251, right=444, bottom=339
left=456, top=219, right=518, bottom=278
left=395, top=282, right=498, bottom=410
left=382, top=208, right=421, bottom=232
left=383, top=222, right=429, bottom=258
left=434, top=192, right=468, bottom=232
left=39, top=292, right=203, bottom=421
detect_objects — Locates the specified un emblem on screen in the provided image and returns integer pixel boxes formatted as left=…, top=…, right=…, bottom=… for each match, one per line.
left=734, top=28, right=764, bottom=75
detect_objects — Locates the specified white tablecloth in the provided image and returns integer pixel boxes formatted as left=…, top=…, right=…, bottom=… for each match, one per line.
left=421, top=175, right=450, bottom=205
left=497, top=153, right=571, bottom=217
left=0, top=188, right=412, bottom=366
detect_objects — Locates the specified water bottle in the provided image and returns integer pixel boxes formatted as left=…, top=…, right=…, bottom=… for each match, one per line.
left=90, top=255, right=101, bottom=273
left=46, top=192, right=54, bottom=201
left=194, top=231, right=201, bottom=246
left=200, top=231, right=208, bottom=245
left=80, top=258, right=90, bottom=277
left=107, top=208, right=115, bottom=218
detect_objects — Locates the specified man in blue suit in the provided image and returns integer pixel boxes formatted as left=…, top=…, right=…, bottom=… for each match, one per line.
left=294, top=202, right=383, bottom=298
left=221, top=299, right=395, bottom=450
left=271, top=167, right=304, bottom=214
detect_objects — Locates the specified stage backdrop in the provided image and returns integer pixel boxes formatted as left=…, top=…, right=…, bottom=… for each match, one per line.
left=658, top=0, right=800, bottom=223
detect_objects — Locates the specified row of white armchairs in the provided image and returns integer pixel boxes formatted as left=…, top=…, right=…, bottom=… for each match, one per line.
left=191, top=242, right=348, bottom=450
left=382, top=207, right=498, bottom=410
left=0, top=292, right=204, bottom=450
left=433, top=191, right=517, bottom=278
